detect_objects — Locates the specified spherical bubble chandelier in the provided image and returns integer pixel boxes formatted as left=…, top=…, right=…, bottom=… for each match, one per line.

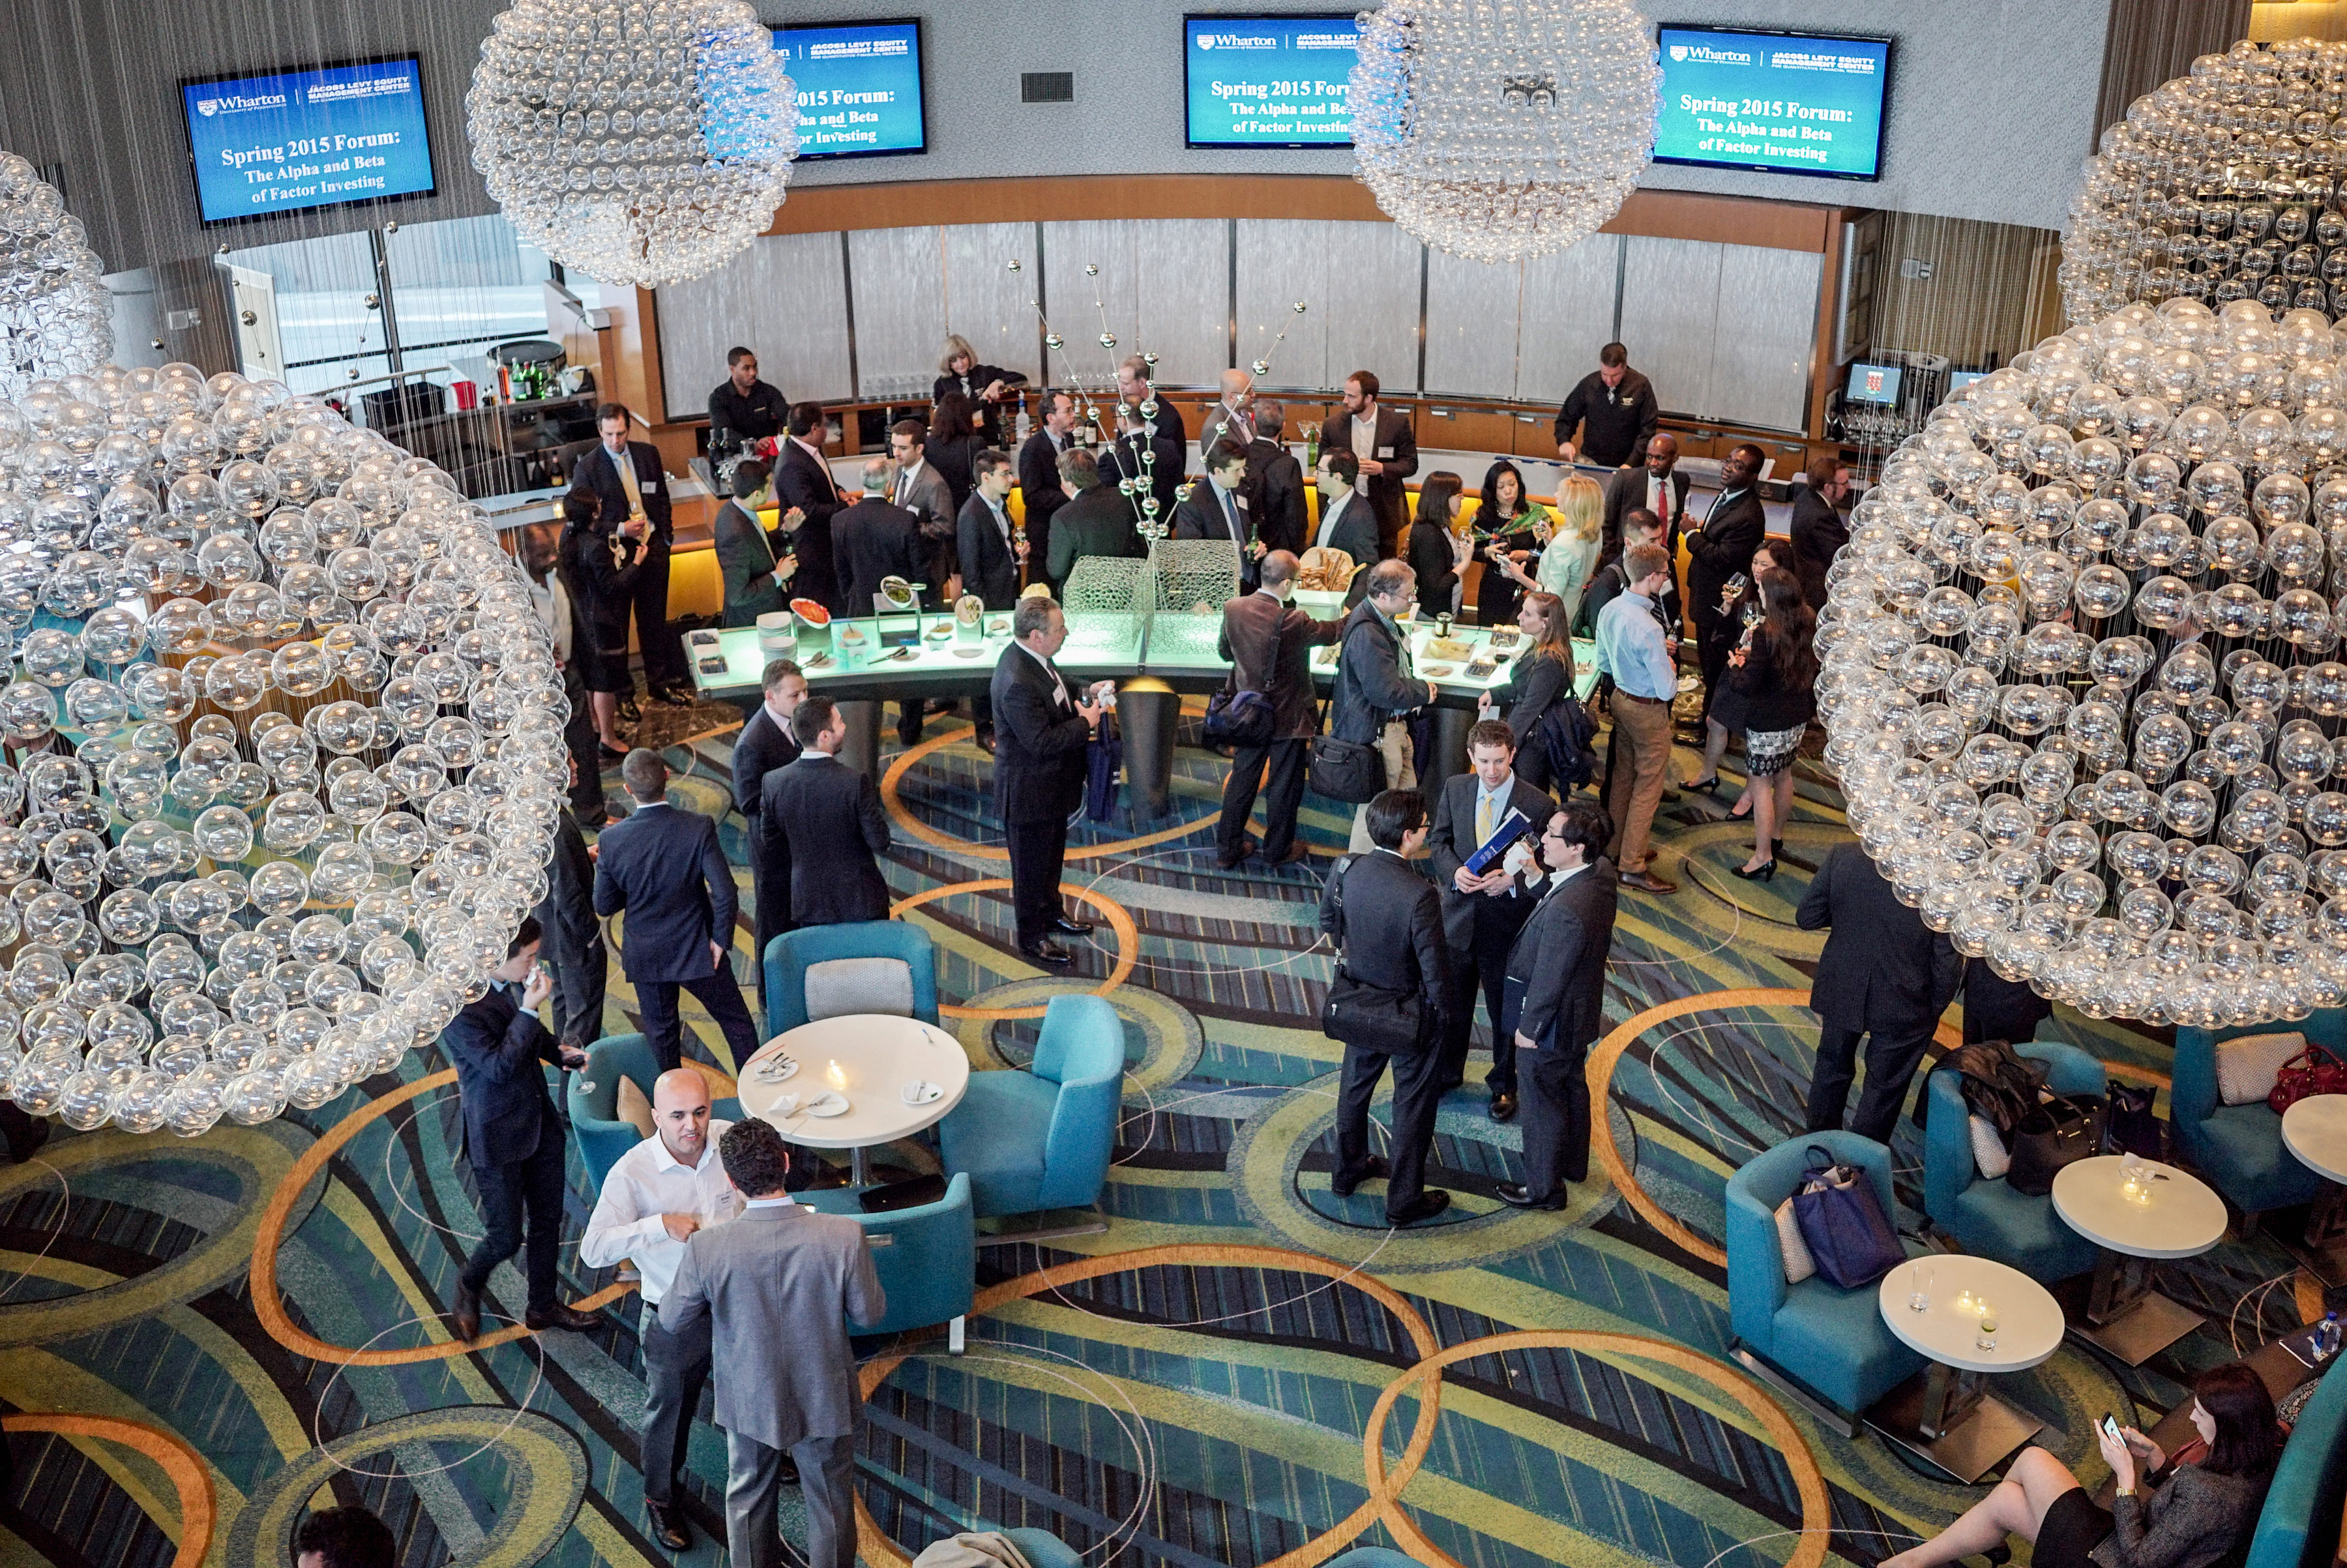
left=1349, top=0, right=1656, bottom=265
left=2061, top=35, right=2347, bottom=325
left=0, top=153, right=113, bottom=400
left=0, top=363, right=568, bottom=1135
left=1814, top=294, right=2347, bottom=1029
left=466, top=0, right=800, bottom=288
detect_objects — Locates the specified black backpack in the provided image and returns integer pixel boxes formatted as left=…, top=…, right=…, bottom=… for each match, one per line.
left=1531, top=694, right=1599, bottom=789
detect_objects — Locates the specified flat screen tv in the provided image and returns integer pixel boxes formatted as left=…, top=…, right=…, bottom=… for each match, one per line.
left=771, top=19, right=928, bottom=159
left=182, top=54, right=435, bottom=226
left=1845, top=362, right=1902, bottom=406
left=1183, top=14, right=1361, bottom=148
left=1653, top=25, right=1891, bottom=181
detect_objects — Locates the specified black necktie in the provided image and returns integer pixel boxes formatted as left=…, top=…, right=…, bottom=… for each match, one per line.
left=1218, top=485, right=1240, bottom=542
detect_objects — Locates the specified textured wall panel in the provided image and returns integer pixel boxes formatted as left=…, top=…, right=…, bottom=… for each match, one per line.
left=1619, top=237, right=1724, bottom=421
left=1319, top=222, right=1425, bottom=394
left=849, top=226, right=948, bottom=400
left=1712, top=245, right=1823, bottom=432
left=1423, top=252, right=1522, bottom=399
left=1516, top=236, right=1625, bottom=408
left=656, top=232, right=851, bottom=418
left=1235, top=218, right=1325, bottom=400
left=940, top=222, right=1041, bottom=387
left=1041, top=219, right=1226, bottom=394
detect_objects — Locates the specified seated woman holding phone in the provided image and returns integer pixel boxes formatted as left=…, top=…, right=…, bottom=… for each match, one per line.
left=1880, top=1362, right=2279, bottom=1568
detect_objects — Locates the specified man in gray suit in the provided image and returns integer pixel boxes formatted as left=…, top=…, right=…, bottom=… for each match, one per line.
left=887, top=417, right=956, bottom=598
left=663, top=1120, right=885, bottom=1568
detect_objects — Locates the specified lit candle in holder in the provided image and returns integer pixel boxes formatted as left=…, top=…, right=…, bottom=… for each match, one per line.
left=827, top=1059, right=846, bottom=1090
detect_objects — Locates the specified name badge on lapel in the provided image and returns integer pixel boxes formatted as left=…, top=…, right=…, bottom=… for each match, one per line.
left=1376, top=445, right=1395, bottom=459
left=643, top=479, right=660, bottom=493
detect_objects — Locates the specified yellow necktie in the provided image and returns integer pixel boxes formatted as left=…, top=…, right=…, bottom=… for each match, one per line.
left=615, top=448, right=646, bottom=521
left=1477, top=791, right=1494, bottom=848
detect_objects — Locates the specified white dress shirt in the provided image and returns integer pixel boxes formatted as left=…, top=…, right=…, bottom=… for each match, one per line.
left=1351, top=413, right=1377, bottom=463
left=580, top=1119, right=740, bottom=1305
left=524, top=566, right=572, bottom=666
left=1314, top=490, right=1356, bottom=550
left=1647, top=471, right=1674, bottom=532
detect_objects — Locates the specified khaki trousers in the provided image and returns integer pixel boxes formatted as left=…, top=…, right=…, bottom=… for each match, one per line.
left=1603, top=694, right=1674, bottom=874
left=1348, top=719, right=1418, bottom=851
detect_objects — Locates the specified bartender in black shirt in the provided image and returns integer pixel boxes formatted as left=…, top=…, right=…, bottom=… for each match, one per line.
left=708, top=347, right=789, bottom=453
left=1553, top=342, right=1659, bottom=468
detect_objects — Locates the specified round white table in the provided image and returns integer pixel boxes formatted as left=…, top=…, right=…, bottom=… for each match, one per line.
left=735, top=1014, right=971, bottom=1187
left=2052, top=1155, right=2228, bottom=1366
left=1873, top=1254, right=2063, bottom=1482
left=2282, top=1094, right=2347, bottom=1260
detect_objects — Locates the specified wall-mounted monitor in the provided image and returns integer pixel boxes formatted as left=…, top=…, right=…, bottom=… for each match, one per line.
left=1183, top=14, right=1361, bottom=149
left=1948, top=369, right=1990, bottom=396
left=771, top=19, right=928, bottom=159
left=1653, top=25, right=1891, bottom=181
left=182, top=55, right=435, bottom=226
left=1845, top=362, right=1903, bottom=405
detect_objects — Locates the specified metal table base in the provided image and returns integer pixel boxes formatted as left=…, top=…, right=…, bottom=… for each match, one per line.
left=2282, top=1183, right=2347, bottom=1288
left=2073, top=1249, right=2204, bottom=1366
left=1868, top=1363, right=2044, bottom=1485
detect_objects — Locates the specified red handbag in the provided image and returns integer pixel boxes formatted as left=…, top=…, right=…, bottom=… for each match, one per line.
left=2267, top=1044, right=2347, bottom=1114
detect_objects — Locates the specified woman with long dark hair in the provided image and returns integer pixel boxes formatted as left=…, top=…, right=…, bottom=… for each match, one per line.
left=1689, top=536, right=1790, bottom=795
left=1883, top=1361, right=2279, bottom=1568
left=1471, top=460, right=1552, bottom=628
left=1408, top=471, right=1469, bottom=617
left=1476, top=590, right=1577, bottom=793
left=1713, top=567, right=1815, bottom=880
left=926, top=391, right=984, bottom=513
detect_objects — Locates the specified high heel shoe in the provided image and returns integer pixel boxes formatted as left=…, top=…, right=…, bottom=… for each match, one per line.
left=1981, top=1546, right=2011, bottom=1566
left=1729, top=859, right=1777, bottom=882
left=1685, top=776, right=1724, bottom=797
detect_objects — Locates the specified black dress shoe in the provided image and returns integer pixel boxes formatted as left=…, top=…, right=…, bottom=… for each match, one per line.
left=598, top=742, right=629, bottom=762
left=1022, top=938, right=1073, bottom=966
left=1050, top=915, right=1095, bottom=936
left=975, top=728, right=997, bottom=754
left=1387, top=1191, right=1452, bottom=1225
left=1217, top=834, right=1260, bottom=869
left=452, top=1283, right=481, bottom=1343
left=1488, top=1092, right=1518, bottom=1123
left=1330, top=1155, right=1389, bottom=1198
left=1494, top=1183, right=1567, bottom=1211
left=644, top=1501, right=690, bottom=1551
left=525, top=1303, right=602, bottom=1333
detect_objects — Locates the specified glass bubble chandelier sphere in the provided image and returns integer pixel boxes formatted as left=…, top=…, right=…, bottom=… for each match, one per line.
left=1816, top=293, right=2347, bottom=1029
left=2061, top=36, right=2347, bottom=325
left=1349, top=0, right=1656, bottom=265
left=0, top=363, right=568, bottom=1134
left=0, top=153, right=113, bottom=400
left=467, top=0, right=800, bottom=288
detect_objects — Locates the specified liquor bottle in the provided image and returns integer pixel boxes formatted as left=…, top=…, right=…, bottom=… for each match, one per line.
left=1305, top=425, right=1320, bottom=471
left=1014, top=391, right=1031, bottom=443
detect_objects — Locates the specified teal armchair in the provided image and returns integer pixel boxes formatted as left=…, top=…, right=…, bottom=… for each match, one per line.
left=2172, top=1016, right=2333, bottom=1219
left=799, top=1172, right=976, bottom=1350
left=567, top=1033, right=747, bottom=1189
left=939, top=994, right=1125, bottom=1219
left=1725, top=1131, right=1927, bottom=1432
left=2242, top=1350, right=2347, bottom=1568
left=1923, top=1041, right=2104, bottom=1282
left=763, top=922, right=940, bottom=1035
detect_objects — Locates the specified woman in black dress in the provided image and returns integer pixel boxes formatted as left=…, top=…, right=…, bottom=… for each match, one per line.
left=1476, top=589, right=1577, bottom=793
left=1408, top=471, right=1468, bottom=619
left=1689, top=536, right=1791, bottom=794
left=1712, top=567, right=1815, bottom=880
left=926, top=392, right=984, bottom=514
left=1471, top=460, right=1551, bottom=629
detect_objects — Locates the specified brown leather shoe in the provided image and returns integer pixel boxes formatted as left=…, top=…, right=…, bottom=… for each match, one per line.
left=451, top=1283, right=481, bottom=1343
left=525, top=1303, right=602, bottom=1333
left=644, top=1501, right=690, bottom=1551
left=1488, top=1092, right=1518, bottom=1123
left=1276, top=843, right=1312, bottom=865
left=1618, top=870, right=1677, bottom=895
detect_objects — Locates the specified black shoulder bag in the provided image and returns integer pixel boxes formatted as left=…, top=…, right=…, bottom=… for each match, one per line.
left=1318, top=858, right=1429, bottom=1055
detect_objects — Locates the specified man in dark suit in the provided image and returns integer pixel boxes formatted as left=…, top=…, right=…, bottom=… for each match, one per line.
left=1117, top=355, right=1187, bottom=516
left=1213, top=550, right=1344, bottom=868
left=1332, top=559, right=1436, bottom=851
left=1428, top=722, right=1558, bottom=1123
left=534, top=782, right=606, bottom=1051
left=733, top=657, right=804, bottom=990
left=1245, top=398, right=1308, bottom=556
left=1172, top=439, right=1262, bottom=587
left=662, top=1121, right=884, bottom=1568
left=1044, top=448, right=1144, bottom=595
left=1554, top=342, right=1660, bottom=467
left=1317, top=371, right=1417, bottom=559
left=887, top=418, right=956, bottom=595
left=958, top=450, right=1023, bottom=754
left=990, top=597, right=1106, bottom=965
left=766, top=696, right=891, bottom=926
left=773, top=404, right=845, bottom=617
left=1317, top=789, right=1453, bottom=1226
left=1308, top=450, right=1380, bottom=569
left=1198, top=368, right=1254, bottom=456
left=1788, top=454, right=1852, bottom=612
left=1017, top=391, right=1078, bottom=584
left=1495, top=799, right=1620, bottom=1209
left=1686, top=443, right=1767, bottom=707
left=1797, top=841, right=1962, bottom=1141
left=518, top=520, right=608, bottom=820
left=565, top=403, right=689, bottom=703
left=714, top=458, right=794, bottom=627
left=831, top=460, right=923, bottom=615
left=1600, top=432, right=1689, bottom=570
left=593, top=750, right=763, bottom=1073
left=441, top=915, right=597, bottom=1340
left=1099, top=402, right=1185, bottom=529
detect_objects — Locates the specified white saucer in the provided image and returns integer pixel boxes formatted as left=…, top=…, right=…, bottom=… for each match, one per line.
left=753, top=1056, right=799, bottom=1082
left=806, top=1091, right=850, bottom=1117
left=900, top=1080, right=943, bottom=1105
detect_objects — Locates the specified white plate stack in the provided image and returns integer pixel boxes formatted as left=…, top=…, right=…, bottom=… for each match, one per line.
left=757, top=611, right=796, bottom=656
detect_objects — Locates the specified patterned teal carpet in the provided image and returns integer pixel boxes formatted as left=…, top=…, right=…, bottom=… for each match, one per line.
left=0, top=710, right=2322, bottom=1568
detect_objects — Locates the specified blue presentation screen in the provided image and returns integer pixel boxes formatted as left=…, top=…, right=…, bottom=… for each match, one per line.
left=182, top=55, right=435, bottom=225
left=772, top=20, right=927, bottom=159
left=1183, top=14, right=1361, bottom=148
left=1652, top=26, right=1891, bottom=181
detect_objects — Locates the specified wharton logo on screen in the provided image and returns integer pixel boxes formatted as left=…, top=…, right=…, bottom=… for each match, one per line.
left=195, top=91, right=288, bottom=117
left=1671, top=44, right=1751, bottom=65
left=1196, top=33, right=1277, bottom=50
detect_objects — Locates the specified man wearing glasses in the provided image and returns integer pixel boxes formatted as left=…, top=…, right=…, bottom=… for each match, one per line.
left=1495, top=797, right=1620, bottom=1211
